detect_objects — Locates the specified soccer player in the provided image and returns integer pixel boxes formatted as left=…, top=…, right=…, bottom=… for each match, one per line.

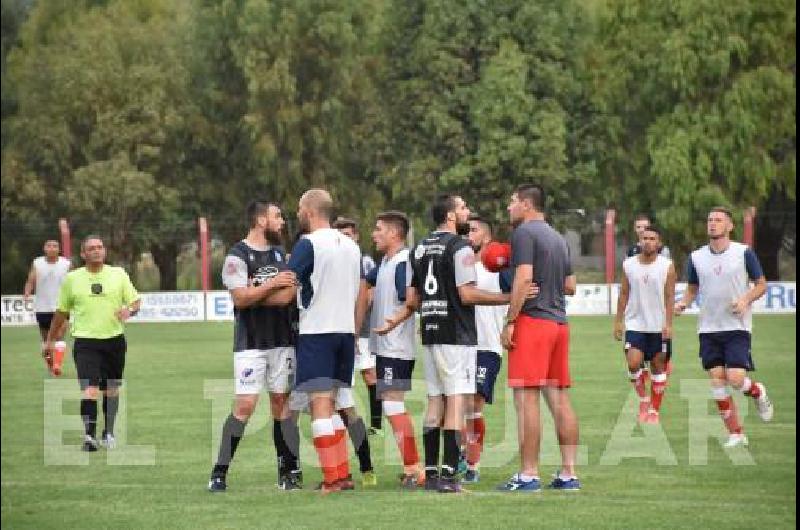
left=44, top=235, right=141, bottom=451
left=288, top=189, right=362, bottom=494
left=675, top=207, right=773, bottom=448
left=498, top=184, right=581, bottom=492
left=207, top=201, right=302, bottom=492
left=377, top=194, right=510, bottom=493
left=24, top=239, right=71, bottom=370
left=333, top=217, right=383, bottom=435
left=355, top=211, right=423, bottom=488
left=614, top=225, right=676, bottom=424
left=627, top=213, right=671, bottom=259
left=462, top=214, right=512, bottom=483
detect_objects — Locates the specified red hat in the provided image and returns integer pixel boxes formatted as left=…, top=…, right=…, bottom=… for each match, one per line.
left=482, top=241, right=511, bottom=273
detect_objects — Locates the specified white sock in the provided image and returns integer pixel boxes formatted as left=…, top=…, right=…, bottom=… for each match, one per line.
left=519, top=473, right=538, bottom=482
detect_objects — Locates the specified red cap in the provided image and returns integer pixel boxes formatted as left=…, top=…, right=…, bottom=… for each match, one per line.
left=482, top=241, right=511, bottom=273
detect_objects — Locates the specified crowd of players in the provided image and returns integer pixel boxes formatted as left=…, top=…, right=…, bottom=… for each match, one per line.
left=27, top=184, right=775, bottom=494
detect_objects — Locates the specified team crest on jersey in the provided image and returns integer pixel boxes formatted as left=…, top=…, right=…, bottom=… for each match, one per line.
left=462, top=253, right=476, bottom=267
left=714, top=265, right=723, bottom=275
left=252, top=265, right=279, bottom=286
left=415, top=244, right=425, bottom=260
left=643, top=274, right=649, bottom=284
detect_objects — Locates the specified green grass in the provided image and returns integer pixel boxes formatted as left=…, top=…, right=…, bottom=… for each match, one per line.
left=2, top=316, right=796, bottom=529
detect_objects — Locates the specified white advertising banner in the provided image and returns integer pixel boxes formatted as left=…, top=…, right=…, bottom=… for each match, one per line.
left=566, top=284, right=611, bottom=315
left=128, top=291, right=205, bottom=323
left=205, top=290, right=234, bottom=321
left=1, top=296, right=37, bottom=326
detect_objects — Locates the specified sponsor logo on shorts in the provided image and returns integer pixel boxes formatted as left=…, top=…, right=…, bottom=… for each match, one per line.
left=384, top=367, right=393, bottom=385
left=477, top=366, right=487, bottom=385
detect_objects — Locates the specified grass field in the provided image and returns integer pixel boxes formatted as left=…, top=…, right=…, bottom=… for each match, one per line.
left=1, top=316, right=796, bottom=529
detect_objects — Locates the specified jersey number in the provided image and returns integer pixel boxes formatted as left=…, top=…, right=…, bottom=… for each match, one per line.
left=424, top=261, right=439, bottom=295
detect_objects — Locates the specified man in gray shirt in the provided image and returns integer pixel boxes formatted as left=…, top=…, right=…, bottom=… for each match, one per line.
left=498, top=184, right=581, bottom=492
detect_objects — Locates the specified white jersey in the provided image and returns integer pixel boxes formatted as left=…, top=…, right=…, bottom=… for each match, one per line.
left=370, top=249, right=416, bottom=360
left=32, top=256, right=71, bottom=312
left=622, top=254, right=671, bottom=332
left=689, top=242, right=760, bottom=333
left=474, top=262, right=506, bottom=354
left=289, top=228, right=361, bottom=335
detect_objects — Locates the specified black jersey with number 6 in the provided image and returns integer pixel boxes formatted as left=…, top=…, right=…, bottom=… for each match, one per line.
left=410, top=232, right=477, bottom=346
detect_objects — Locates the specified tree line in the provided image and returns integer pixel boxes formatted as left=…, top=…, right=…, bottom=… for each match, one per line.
left=1, top=0, right=795, bottom=293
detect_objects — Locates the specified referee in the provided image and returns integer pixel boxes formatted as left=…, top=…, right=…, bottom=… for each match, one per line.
left=45, top=235, right=141, bottom=451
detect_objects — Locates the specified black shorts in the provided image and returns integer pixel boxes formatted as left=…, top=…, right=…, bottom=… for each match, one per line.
left=624, top=331, right=672, bottom=362
left=73, top=335, right=127, bottom=390
left=376, top=356, right=415, bottom=394
left=699, top=331, right=754, bottom=371
left=476, top=351, right=502, bottom=404
left=35, top=312, right=54, bottom=332
left=295, top=333, right=355, bottom=392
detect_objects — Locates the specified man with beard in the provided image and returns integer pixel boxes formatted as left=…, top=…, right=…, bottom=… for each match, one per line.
left=498, top=184, right=580, bottom=492
left=208, top=200, right=302, bottom=492
left=462, top=214, right=513, bottom=483
left=614, top=225, right=676, bottom=424
left=288, top=189, right=362, bottom=494
left=377, top=194, right=511, bottom=493
left=675, top=207, right=773, bottom=448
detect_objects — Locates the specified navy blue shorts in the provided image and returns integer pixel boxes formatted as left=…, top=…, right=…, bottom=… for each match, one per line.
left=476, top=350, right=502, bottom=404
left=624, top=331, right=672, bottom=362
left=699, top=331, right=754, bottom=371
left=376, top=356, right=415, bottom=394
left=35, top=312, right=54, bottom=332
left=295, top=333, right=355, bottom=392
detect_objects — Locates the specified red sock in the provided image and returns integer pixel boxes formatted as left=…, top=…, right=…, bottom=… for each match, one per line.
left=334, top=428, right=349, bottom=480
left=631, top=371, right=647, bottom=400
left=313, top=434, right=339, bottom=485
left=715, top=397, right=743, bottom=434
left=466, top=416, right=485, bottom=466
left=650, top=374, right=667, bottom=411
left=388, top=413, right=419, bottom=468
left=744, top=380, right=762, bottom=399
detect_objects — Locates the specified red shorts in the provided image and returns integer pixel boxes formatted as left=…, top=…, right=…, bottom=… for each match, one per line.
left=508, top=315, right=571, bottom=388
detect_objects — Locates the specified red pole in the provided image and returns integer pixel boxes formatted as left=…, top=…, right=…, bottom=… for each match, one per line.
left=743, top=206, right=756, bottom=247
left=605, top=209, right=616, bottom=284
left=198, top=217, right=210, bottom=292
left=59, top=218, right=71, bottom=259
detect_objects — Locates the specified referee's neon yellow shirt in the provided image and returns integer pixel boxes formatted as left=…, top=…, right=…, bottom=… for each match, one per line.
left=57, top=265, right=140, bottom=339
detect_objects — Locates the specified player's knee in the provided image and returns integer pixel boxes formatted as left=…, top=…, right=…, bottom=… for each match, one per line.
left=726, top=372, right=746, bottom=389
left=234, top=397, right=258, bottom=420
left=83, top=387, right=100, bottom=400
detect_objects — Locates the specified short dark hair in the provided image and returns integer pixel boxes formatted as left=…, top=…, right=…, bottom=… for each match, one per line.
left=710, top=206, right=734, bottom=220
left=376, top=211, right=410, bottom=238
left=81, top=234, right=104, bottom=250
left=432, top=194, right=457, bottom=226
left=642, top=225, right=662, bottom=238
left=634, top=213, right=651, bottom=223
left=468, top=213, right=493, bottom=236
left=333, top=217, right=357, bottom=231
left=515, top=184, right=545, bottom=211
left=246, top=200, right=272, bottom=228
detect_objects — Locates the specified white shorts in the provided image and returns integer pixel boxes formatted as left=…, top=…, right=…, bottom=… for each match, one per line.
left=289, top=386, right=355, bottom=413
left=423, top=345, right=477, bottom=397
left=234, top=347, right=294, bottom=395
left=355, top=338, right=376, bottom=370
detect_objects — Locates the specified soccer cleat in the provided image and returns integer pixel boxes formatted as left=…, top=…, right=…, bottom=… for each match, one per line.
left=424, top=474, right=440, bottom=491
left=463, top=469, right=480, bottom=484
left=291, top=469, right=303, bottom=488
left=367, top=427, right=384, bottom=437
left=548, top=473, right=581, bottom=491
left=754, top=383, right=774, bottom=422
left=278, top=473, right=302, bottom=490
left=400, top=473, right=422, bottom=489
left=100, top=431, right=116, bottom=449
left=207, top=476, right=227, bottom=492
left=723, top=433, right=749, bottom=448
left=82, top=435, right=99, bottom=452
left=437, top=476, right=463, bottom=494
left=338, top=475, right=355, bottom=491
left=315, top=481, right=342, bottom=495
left=362, top=471, right=377, bottom=488
left=644, top=410, right=660, bottom=425
left=457, top=450, right=468, bottom=475
left=638, top=400, right=650, bottom=423
left=496, top=474, right=541, bottom=492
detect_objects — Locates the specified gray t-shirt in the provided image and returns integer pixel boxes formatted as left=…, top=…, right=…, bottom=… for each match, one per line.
left=510, top=220, right=572, bottom=323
